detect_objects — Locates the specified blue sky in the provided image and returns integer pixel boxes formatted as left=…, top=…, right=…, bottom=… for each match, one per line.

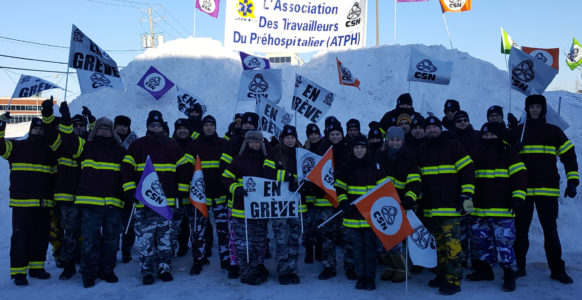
left=1, top=0, right=581, bottom=99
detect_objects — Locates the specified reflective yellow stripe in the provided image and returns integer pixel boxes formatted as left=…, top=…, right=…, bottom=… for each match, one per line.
left=50, top=134, right=62, bottom=151
left=347, top=185, right=368, bottom=195
left=567, top=171, right=579, bottom=181
left=461, top=184, right=475, bottom=194
left=276, top=170, right=286, bottom=182
left=519, top=145, right=556, bottom=155
left=10, top=266, right=28, bottom=275
left=220, top=153, right=233, bottom=164
left=387, top=176, right=406, bottom=189
left=335, top=179, right=347, bottom=190
left=314, top=198, right=333, bottom=207
left=28, top=261, right=44, bottom=269
left=298, top=203, right=307, bottom=213
left=75, top=196, right=124, bottom=208
left=342, top=218, right=370, bottom=228
left=54, top=193, right=75, bottom=202
left=136, top=163, right=176, bottom=172
left=81, top=159, right=120, bottom=171
left=1, top=140, right=12, bottom=159
left=73, top=137, right=85, bottom=159
left=306, top=195, right=315, bottom=204
left=508, top=162, right=527, bottom=176
left=123, top=181, right=136, bottom=192
left=377, top=177, right=389, bottom=185
left=471, top=208, right=514, bottom=217
left=58, top=157, right=78, bottom=167
left=405, top=190, right=417, bottom=201
left=201, top=160, right=220, bottom=168
left=455, top=155, right=473, bottom=171
left=475, top=169, right=509, bottom=178
left=178, top=183, right=189, bottom=192
left=423, top=208, right=461, bottom=217
left=263, top=159, right=276, bottom=169
left=185, top=153, right=194, bottom=163
left=222, top=169, right=236, bottom=179
left=204, top=196, right=227, bottom=206
left=337, top=194, right=348, bottom=202
left=526, top=188, right=560, bottom=197
left=224, top=135, right=231, bottom=141
left=9, top=199, right=54, bottom=207
left=177, top=155, right=188, bottom=166
left=11, top=163, right=57, bottom=174
left=59, top=123, right=73, bottom=134
left=42, top=114, right=54, bottom=124
left=406, top=173, right=421, bottom=184
left=229, top=182, right=242, bottom=194
left=512, top=190, right=526, bottom=200
left=123, top=155, right=136, bottom=167
left=557, top=140, right=574, bottom=156
left=191, top=131, right=200, bottom=140
left=134, top=197, right=177, bottom=208
left=232, top=208, right=245, bottom=218
left=420, top=165, right=456, bottom=175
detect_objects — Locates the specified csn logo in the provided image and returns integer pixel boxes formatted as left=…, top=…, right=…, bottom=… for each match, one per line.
left=414, top=59, right=438, bottom=81
left=345, top=2, right=362, bottom=27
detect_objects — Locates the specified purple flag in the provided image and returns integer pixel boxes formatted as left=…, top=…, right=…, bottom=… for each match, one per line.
left=135, top=155, right=173, bottom=220
left=137, top=66, right=175, bottom=100
left=196, top=0, right=220, bottom=18
left=240, top=51, right=271, bottom=70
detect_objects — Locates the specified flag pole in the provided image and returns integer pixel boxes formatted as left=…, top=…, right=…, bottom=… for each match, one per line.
left=125, top=204, right=136, bottom=235
left=317, top=209, right=343, bottom=229
left=193, top=4, right=196, bottom=38
left=504, top=53, right=511, bottom=114
left=393, top=0, right=397, bottom=44
left=245, top=217, right=250, bottom=263
left=63, top=67, right=70, bottom=103
left=376, top=0, right=380, bottom=46
left=405, top=242, right=409, bottom=293
left=441, top=13, right=454, bottom=50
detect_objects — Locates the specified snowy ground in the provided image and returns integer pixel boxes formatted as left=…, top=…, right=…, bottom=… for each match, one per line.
left=1, top=38, right=581, bottom=298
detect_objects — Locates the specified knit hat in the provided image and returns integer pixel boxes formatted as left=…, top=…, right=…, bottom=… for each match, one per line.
left=88, top=117, right=121, bottom=144
left=397, top=93, right=413, bottom=107
left=239, top=130, right=267, bottom=155
left=454, top=110, right=469, bottom=121
left=424, top=116, right=442, bottom=129
left=72, top=114, right=87, bottom=125
left=326, top=120, right=344, bottom=137
left=114, top=115, right=131, bottom=128
left=397, top=113, right=412, bottom=125
left=411, top=115, right=425, bottom=128
left=306, top=123, right=321, bottom=137
left=487, top=105, right=503, bottom=119
left=368, top=122, right=383, bottom=140
left=234, top=113, right=243, bottom=121
left=241, top=112, right=259, bottom=128
left=352, top=134, right=367, bottom=147
left=386, top=126, right=404, bottom=140
left=480, top=121, right=504, bottom=138
left=174, top=118, right=189, bottom=131
left=203, top=115, right=216, bottom=126
left=324, top=116, right=340, bottom=131
left=525, top=94, right=547, bottom=118
left=29, top=117, right=43, bottom=133
left=146, top=110, right=164, bottom=127
left=346, top=118, right=360, bottom=131
left=280, top=125, right=298, bottom=140
left=444, top=99, right=460, bottom=113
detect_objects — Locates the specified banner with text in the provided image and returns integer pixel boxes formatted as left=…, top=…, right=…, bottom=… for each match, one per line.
left=243, top=176, right=300, bottom=219
left=224, top=0, right=368, bottom=53
left=292, top=74, right=334, bottom=123
left=11, top=75, right=63, bottom=99
left=256, top=96, right=293, bottom=137
left=238, top=69, right=282, bottom=103
left=407, top=48, right=453, bottom=85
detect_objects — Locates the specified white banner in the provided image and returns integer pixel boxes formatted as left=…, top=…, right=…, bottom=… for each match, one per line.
left=292, top=74, right=334, bottom=123
left=406, top=210, right=437, bottom=268
left=176, top=85, right=207, bottom=117
left=11, top=75, right=63, bottom=99
left=508, top=46, right=558, bottom=96
left=68, top=25, right=124, bottom=94
left=407, top=48, right=453, bottom=85
left=243, top=176, right=300, bottom=219
left=224, top=0, right=368, bottom=53
left=296, top=148, right=322, bottom=182
left=256, top=97, right=293, bottom=137
left=238, top=69, right=282, bottom=103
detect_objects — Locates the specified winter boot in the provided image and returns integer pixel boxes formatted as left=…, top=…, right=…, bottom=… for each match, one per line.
left=365, top=277, right=376, bottom=291
left=241, top=273, right=262, bottom=286
left=466, top=262, right=494, bottom=281
left=190, top=261, right=203, bottom=275
left=258, top=264, right=270, bottom=279
left=227, top=265, right=239, bottom=279
left=304, top=242, right=314, bottom=264
left=122, top=251, right=132, bottom=263
left=314, top=241, right=323, bottom=261
left=176, top=245, right=189, bottom=257
left=98, top=272, right=119, bottom=283
left=59, top=261, right=76, bottom=280
left=82, top=278, right=95, bottom=288
left=439, top=282, right=461, bottom=295
left=389, top=253, right=410, bottom=283
left=502, top=268, right=516, bottom=292
left=515, top=261, right=526, bottom=277
left=142, top=274, right=154, bottom=285
left=345, top=267, right=357, bottom=280
left=355, top=277, right=366, bottom=290
left=380, top=253, right=395, bottom=281
left=318, top=267, right=337, bottom=280
left=278, top=273, right=294, bottom=285
left=29, top=268, right=51, bottom=279
left=288, top=272, right=300, bottom=284
left=220, top=260, right=230, bottom=270
left=158, top=272, right=173, bottom=282
left=12, top=274, right=28, bottom=286
left=551, top=271, right=574, bottom=284
left=428, top=275, right=445, bottom=288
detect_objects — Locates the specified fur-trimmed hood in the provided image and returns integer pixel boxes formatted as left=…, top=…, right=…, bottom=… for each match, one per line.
left=88, top=117, right=122, bottom=144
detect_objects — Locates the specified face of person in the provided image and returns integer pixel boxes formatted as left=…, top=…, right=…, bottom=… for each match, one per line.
left=528, top=104, right=542, bottom=119
left=353, top=145, right=367, bottom=159
left=445, top=108, right=457, bottom=120
left=30, top=126, right=44, bottom=135
left=308, top=132, right=321, bottom=144
left=203, top=122, right=216, bottom=136
left=398, top=120, right=411, bottom=134
left=398, top=104, right=412, bottom=110
left=283, top=135, right=297, bottom=147
left=482, top=132, right=498, bottom=140
left=95, top=126, right=112, bottom=138
left=175, top=126, right=190, bottom=139
left=115, top=124, right=128, bottom=135
left=369, top=137, right=382, bottom=144
left=189, top=110, right=201, bottom=117
left=487, top=113, right=503, bottom=123
left=455, top=117, right=470, bottom=130
left=73, top=123, right=86, bottom=136
left=242, top=123, right=255, bottom=130
left=248, top=140, right=261, bottom=150
left=425, top=125, right=442, bottom=138
left=148, top=122, right=163, bottom=133
left=411, top=126, right=425, bottom=139
left=387, top=137, right=403, bottom=150
left=328, top=131, right=343, bottom=144
left=347, top=128, right=359, bottom=138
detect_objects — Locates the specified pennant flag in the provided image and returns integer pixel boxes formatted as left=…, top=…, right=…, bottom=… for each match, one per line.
left=135, top=155, right=173, bottom=220
left=11, top=75, right=63, bottom=99
left=406, top=210, right=437, bottom=268
left=500, top=27, right=519, bottom=54
left=296, top=148, right=322, bottom=183
left=508, top=46, right=558, bottom=95
left=256, top=96, right=293, bottom=137
left=440, top=0, right=471, bottom=13
left=240, top=51, right=271, bottom=70
left=69, top=25, right=125, bottom=95
left=522, top=47, right=559, bottom=71
left=336, top=58, right=361, bottom=89
left=566, top=37, right=582, bottom=70
left=196, top=0, right=220, bottom=18
left=238, top=69, right=282, bottom=103
left=407, top=48, right=453, bottom=85
left=292, top=74, right=335, bottom=123
left=306, top=147, right=337, bottom=207
left=189, top=156, right=208, bottom=218
left=176, top=85, right=207, bottom=117
left=137, top=66, right=175, bottom=100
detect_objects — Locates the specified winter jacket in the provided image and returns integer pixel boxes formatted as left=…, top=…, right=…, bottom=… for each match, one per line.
left=416, top=135, right=475, bottom=217
left=379, top=107, right=416, bottom=133
left=377, top=147, right=421, bottom=205
left=219, top=132, right=272, bottom=170
left=185, top=133, right=228, bottom=205
left=450, top=125, right=480, bottom=153
left=470, top=140, right=527, bottom=217
left=441, top=116, right=456, bottom=133
left=263, top=142, right=306, bottom=213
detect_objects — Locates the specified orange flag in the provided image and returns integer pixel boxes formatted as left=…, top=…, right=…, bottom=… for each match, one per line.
left=306, top=147, right=338, bottom=207
left=336, top=58, right=361, bottom=89
left=522, top=47, right=560, bottom=71
left=439, top=0, right=471, bottom=13
left=189, top=155, right=208, bottom=218
left=353, top=180, right=414, bottom=251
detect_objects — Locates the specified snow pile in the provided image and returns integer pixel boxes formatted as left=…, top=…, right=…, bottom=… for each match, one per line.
left=1, top=37, right=581, bottom=298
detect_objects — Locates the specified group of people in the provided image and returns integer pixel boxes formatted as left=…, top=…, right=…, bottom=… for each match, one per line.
left=0, top=92, right=577, bottom=296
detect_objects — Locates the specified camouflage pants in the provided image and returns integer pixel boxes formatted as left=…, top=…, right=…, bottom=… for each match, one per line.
left=471, top=217, right=516, bottom=270
left=347, top=228, right=377, bottom=278
left=232, top=218, right=268, bottom=280
left=59, top=202, right=81, bottom=262
left=427, top=217, right=462, bottom=287
left=228, top=209, right=238, bottom=266
left=49, top=205, right=64, bottom=263
left=170, top=206, right=184, bottom=256
left=184, top=205, right=207, bottom=262
left=314, top=207, right=339, bottom=268
left=273, top=217, right=301, bottom=275
left=80, top=206, right=122, bottom=280
left=302, top=207, right=316, bottom=245
left=209, top=201, right=229, bottom=264
left=134, top=208, right=173, bottom=276
left=341, top=225, right=355, bottom=270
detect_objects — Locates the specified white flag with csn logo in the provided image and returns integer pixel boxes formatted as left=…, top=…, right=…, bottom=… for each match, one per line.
left=508, top=46, right=558, bottom=96
left=407, top=48, right=453, bottom=85
left=238, top=69, right=282, bottom=103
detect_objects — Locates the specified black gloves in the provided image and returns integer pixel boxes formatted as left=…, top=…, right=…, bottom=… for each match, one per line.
left=0, top=113, right=8, bottom=131
left=401, top=196, right=415, bottom=210
left=337, top=199, right=351, bottom=213
left=509, top=198, right=523, bottom=215
left=564, top=181, right=578, bottom=198
left=456, top=194, right=474, bottom=216
left=507, top=113, right=519, bottom=129
left=513, top=141, right=524, bottom=152
left=288, top=176, right=299, bottom=192
left=59, top=101, right=71, bottom=123
left=123, top=190, right=138, bottom=204
left=234, top=186, right=247, bottom=201
left=41, top=98, right=54, bottom=117
left=82, top=106, right=95, bottom=123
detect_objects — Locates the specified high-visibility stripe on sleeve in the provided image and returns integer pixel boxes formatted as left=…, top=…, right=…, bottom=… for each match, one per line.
left=59, top=123, right=73, bottom=134
left=337, top=194, right=348, bottom=202
left=420, top=165, right=456, bottom=175
left=519, top=145, right=556, bottom=155
left=512, top=190, right=526, bottom=201
left=405, top=190, right=417, bottom=202
left=229, top=182, right=242, bottom=194
left=508, top=162, right=527, bottom=176
left=201, top=160, right=220, bottom=168
left=42, top=114, right=54, bottom=124
left=567, top=171, right=579, bottom=181
left=123, top=181, right=137, bottom=192
left=178, top=183, right=190, bottom=192
left=222, top=169, right=236, bottom=179
left=276, top=170, right=286, bottom=182
left=50, top=134, right=62, bottom=151
left=220, top=153, right=233, bottom=164
left=406, top=173, right=421, bottom=184
left=455, top=155, right=473, bottom=172
left=263, top=159, right=276, bottom=169
left=191, top=131, right=200, bottom=140
left=72, top=137, right=85, bottom=159
left=557, top=140, right=574, bottom=156
left=475, top=169, right=509, bottom=178
left=376, top=176, right=389, bottom=185
left=123, top=155, right=137, bottom=167
left=335, top=179, right=348, bottom=191
left=176, top=155, right=188, bottom=166
left=184, top=153, right=195, bottom=164
left=461, top=184, right=475, bottom=194
left=1, top=140, right=12, bottom=159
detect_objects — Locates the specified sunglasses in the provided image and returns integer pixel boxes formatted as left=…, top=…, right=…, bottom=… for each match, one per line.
left=456, top=118, right=469, bottom=123
left=73, top=123, right=86, bottom=128
left=445, top=109, right=457, bottom=114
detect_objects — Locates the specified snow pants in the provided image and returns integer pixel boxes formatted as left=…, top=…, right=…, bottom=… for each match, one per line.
left=427, top=217, right=462, bottom=287
left=134, top=208, right=173, bottom=276
left=471, top=217, right=516, bottom=270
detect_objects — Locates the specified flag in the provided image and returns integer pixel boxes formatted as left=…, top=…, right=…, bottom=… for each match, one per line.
left=522, top=47, right=559, bottom=71
left=508, top=46, right=558, bottom=95
left=196, top=0, right=220, bottom=18
left=406, top=210, right=437, bottom=268
left=256, top=96, right=293, bottom=137
left=566, top=37, right=582, bottom=70
left=353, top=180, right=414, bottom=251
left=500, top=27, right=519, bottom=54
left=176, top=85, right=207, bottom=117
left=407, top=48, right=453, bottom=85
left=137, top=66, right=175, bottom=100
left=240, top=51, right=271, bottom=70
left=292, top=74, right=335, bottom=123
left=189, top=156, right=208, bottom=218
left=296, top=148, right=322, bottom=183
left=440, top=0, right=471, bottom=13
left=238, top=69, right=282, bottom=103
left=336, top=58, right=360, bottom=89
left=68, top=24, right=125, bottom=94
left=135, top=155, right=173, bottom=220
left=306, top=147, right=337, bottom=207
left=11, top=75, right=63, bottom=99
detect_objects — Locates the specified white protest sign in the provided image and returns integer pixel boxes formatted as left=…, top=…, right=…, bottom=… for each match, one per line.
left=292, top=74, right=334, bottom=123
left=406, top=210, right=437, bottom=268
left=256, top=97, right=293, bottom=137
left=238, top=69, right=282, bottom=103
left=243, top=176, right=300, bottom=219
